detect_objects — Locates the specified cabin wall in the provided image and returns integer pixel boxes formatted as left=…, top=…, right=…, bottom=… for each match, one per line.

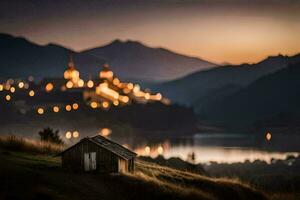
left=62, top=140, right=120, bottom=173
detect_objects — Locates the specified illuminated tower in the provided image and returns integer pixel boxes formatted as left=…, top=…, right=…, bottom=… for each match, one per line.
left=99, top=63, right=114, bottom=81
left=64, top=55, right=84, bottom=88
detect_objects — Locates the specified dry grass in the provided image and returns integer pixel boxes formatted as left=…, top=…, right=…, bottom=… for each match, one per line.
left=131, top=160, right=268, bottom=200
left=0, top=135, right=64, bottom=154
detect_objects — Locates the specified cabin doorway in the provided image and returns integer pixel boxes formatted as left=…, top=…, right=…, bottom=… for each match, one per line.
left=118, top=158, right=127, bottom=173
left=84, top=152, right=96, bottom=171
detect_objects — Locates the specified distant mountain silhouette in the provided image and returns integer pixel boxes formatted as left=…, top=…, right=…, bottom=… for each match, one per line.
left=156, top=53, right=300, bottom=108
left=0, top=33, right=216, bottom=81
left=0, top=33, right=104, bottom=80
left=81, top=39, right=216, bottom=81
left=200, top=61, right=300, bottom=127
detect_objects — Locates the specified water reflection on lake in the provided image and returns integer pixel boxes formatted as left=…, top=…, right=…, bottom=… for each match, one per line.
left=134, top=133, right=300, bottom=164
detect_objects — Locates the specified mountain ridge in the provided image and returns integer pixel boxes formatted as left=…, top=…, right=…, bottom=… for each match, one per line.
left=0, top=33, right=216, bottom=81
left=155, top=53, right=300, bottom=106
left=199, top=61, right=300, bottom=127
left=81, top=39, right=216, bottom=81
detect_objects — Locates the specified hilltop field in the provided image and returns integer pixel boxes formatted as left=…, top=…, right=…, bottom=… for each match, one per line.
left=0, top=136, right=267, bottom=200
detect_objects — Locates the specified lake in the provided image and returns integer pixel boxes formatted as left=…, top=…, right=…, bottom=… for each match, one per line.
left=132, top=133, right=300, bottom=164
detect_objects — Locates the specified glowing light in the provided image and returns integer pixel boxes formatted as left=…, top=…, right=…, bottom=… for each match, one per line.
left=66, top=81, right=73, bottom=89
left=266, top=132, right=272, bottom=141
left=37, top=108, right=44, bottom=115
left=29, top=90, right=35, bottom=97
left=5, top=95, right=11, bottom=101
left=124, top=96, right=129, bottom=103
left=78, top=79, right=84, bottom=87
left=64, top=61, right=80, bottom=84
left=157, top=146, right=164, bottom=155
left=73, top=131, right=79, bottom=138
left=100, top=70, right=114, bottom=80
left=10, top=87, right=15, bottom=93
left=113, top=100, right=119, bottom=106
left=102, top=101, right=109, bottom=108
left=72, top=103, right=79, bottom=110
left=65, top=105, right=72, bottom=111
left=18, top=82, right=24, bottom=89
left=87, top=80, right=94, bottom=88
left=100, top=128, right=112, bottom=137
left=133, top=84, right=140, bottom=93
left=113, top=78, right=120, bottom=86
left=65, top=131, right=72, bottom=139
left=156, top=93, right=162, bottom=100
left=127, top=83, right=133, bottom=90
left=90, top=101, right=98, bottom=109
left=145, top=146, right=151, bottom=155
left=0, top=84, right=3, bottom=91
left=45, top=83, right=54, bottom=92
left=96, top=82, right=119, bottom=100
left=145, top=93, right=150, bottom=100
left=53, top=106, right=60, bottom=113
left=134, top=91, right=144, bottom=97
left=123, top=88, right=131, bottom=94
left=119, top=96, right=129, bottom=103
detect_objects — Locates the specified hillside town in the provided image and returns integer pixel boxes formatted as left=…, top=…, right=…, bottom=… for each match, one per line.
left=0, top=56, right=170, bottom=116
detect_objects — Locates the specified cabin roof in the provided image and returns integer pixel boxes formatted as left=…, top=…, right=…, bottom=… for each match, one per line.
left=57, top=135, right=137, bottom=160
left=89, top=135, right=137, bottom=160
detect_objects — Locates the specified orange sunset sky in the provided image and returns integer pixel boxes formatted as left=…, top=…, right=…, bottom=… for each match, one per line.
left=0, top=0, right=299, bottom=64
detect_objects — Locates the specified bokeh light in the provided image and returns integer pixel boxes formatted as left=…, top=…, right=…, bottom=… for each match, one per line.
left=266, top=132, right=272, bottom=141
left=45, top=83, right=54, bottom=92
left=73, top=131, right=79, bottom=138
left=157, top=146, right=164, bottom=155
left=29, top=90, right=35, bottom=97
left=87, top=80, right=94, bottom=88
left=66, top=81, right=73, bottom=89
left=65, top=131, right=72, bottom=139
left=10, top=87, right=15, bottom=93
left=72, top=103, right=79, bottom=110
left=145, top=146, right=151, bottom=155
left=5, top=95, right=11, bottom=101
left=65, top=104, right=72, bottom=111
left=102, top=101, right=109, bottom=108
left=100, top=128, right=112, bottom=137
left=53, top=106, right=60, bottom=113
left=37, top=108, right=44, bottom=115
left=90, top=101, right=98, bottom=109
left=18, top=82, right=24, bottom=89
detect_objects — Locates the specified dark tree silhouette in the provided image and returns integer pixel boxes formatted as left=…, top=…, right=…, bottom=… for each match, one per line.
left=38, top=127, right=63, bottom=144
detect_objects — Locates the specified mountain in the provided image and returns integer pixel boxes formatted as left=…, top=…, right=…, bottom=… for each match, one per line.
left=0, top=33, right=104, bottom=80
left=81, top=39, right=216, bottom=81
left=200, top=62, right=300, bottom=127
left=0, top=33, right=216, bottom=82
left=155, top=53, right=300, bottom=108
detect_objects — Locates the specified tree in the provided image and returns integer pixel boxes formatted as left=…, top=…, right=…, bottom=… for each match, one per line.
left=38, top=127, right=63, bottom=144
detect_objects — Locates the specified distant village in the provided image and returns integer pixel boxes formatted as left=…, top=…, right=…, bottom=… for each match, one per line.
left=0, top=55, right=170, bottom=115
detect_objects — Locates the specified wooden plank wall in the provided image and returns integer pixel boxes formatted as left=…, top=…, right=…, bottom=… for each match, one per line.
left=62, top=140, right=121, bottom=173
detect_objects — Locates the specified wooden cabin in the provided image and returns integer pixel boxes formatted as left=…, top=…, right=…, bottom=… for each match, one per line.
left=57, top=135, right=137, bottom=173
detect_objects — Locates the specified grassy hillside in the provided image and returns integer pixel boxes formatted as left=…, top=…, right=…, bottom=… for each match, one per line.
left=0, top=137, right=267, bottom=200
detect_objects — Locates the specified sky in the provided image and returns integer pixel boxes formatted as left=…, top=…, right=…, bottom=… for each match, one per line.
left=0, top=0, right=300, bottom=64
